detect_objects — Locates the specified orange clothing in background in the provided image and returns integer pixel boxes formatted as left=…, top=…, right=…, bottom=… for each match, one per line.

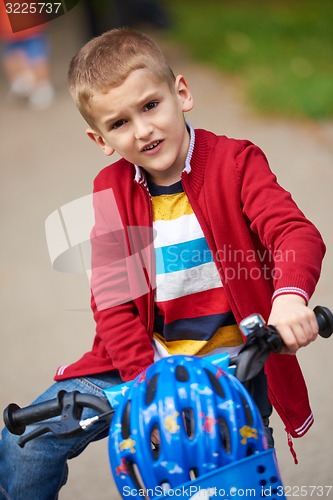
left=0, top=1, right=46, bottom=41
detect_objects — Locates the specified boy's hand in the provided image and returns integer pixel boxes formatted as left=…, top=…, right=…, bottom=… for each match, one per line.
left=268, top=294, right=318, bottom=354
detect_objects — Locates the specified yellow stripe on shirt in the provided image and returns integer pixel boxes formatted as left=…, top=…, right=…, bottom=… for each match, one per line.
left=153, top=324, right=243, bottom=357
left=152, top=192, right=193, bottom=221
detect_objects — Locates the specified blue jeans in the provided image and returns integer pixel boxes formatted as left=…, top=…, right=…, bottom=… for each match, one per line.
left=0, top=372, right=123, bottom=500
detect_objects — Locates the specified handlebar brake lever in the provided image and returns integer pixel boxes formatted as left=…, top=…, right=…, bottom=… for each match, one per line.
left=18, top=421, right=71, bottom=448
left=18, top=425, right=49, bottom=448
left=18, top=391, right=84, bottom=448
left=233, top=315, right=284, bottom=382
left=231, top=345, right=270, bottom=383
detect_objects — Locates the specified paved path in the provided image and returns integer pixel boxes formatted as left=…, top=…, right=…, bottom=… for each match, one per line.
left=1, top=8, right=333, bottom=499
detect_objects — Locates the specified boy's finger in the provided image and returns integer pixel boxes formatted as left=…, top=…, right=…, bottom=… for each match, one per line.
left=278, top=325, right=299, bottom=353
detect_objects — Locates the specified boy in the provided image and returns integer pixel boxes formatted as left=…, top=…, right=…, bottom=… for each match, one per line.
left=0, top=28, right=325, bottom=499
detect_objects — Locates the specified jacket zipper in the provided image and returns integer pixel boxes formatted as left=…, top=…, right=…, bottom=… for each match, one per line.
left=138, top=180, right=155, bottom=339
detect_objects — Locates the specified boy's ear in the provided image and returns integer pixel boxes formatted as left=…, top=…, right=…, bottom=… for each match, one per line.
left=85, top=128, right=115, bottom=156
left=174, top=75, right=194, bottom=112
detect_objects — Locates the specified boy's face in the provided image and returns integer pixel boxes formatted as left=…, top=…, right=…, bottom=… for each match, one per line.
left=86, top=69, right=193, bottom=185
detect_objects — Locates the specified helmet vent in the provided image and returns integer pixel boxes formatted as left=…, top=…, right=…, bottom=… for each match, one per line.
left=151, top=425, right=161, bottom=461
left=239, top=393, right=254, bottom=426
left=145, top=373, right=159, bottom=406
left=121, top=400, right=131, bottom=439
left=218, top=417, right=231, bottom=454
left=189, top=468, right=198, bottom=480
left=175, top=365, right=189, bottom=381
left=160, top=482, right=172, bottom=494
left=246, top=446, right=255, bottom=457
left=182, top=408, right=195, bottom=439
left=130, top=462, right=147, bottom=494
left=204, top=368, right=225, bottom=398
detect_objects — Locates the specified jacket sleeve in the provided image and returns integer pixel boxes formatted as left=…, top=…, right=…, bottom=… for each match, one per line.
left=236, top=142, right=326, bottom=302
left=90, top=181, right=155, bottom=381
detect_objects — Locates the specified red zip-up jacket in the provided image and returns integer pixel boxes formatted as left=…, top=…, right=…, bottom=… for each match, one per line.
left=55, top=127, right=325, bottom=438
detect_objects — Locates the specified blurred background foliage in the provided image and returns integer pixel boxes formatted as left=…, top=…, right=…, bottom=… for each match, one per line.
left=164, top=0, right=333, bottom=120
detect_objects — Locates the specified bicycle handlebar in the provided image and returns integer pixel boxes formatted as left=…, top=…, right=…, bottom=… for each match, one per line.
left=4, top=396, right=63, bottom=436
left=313, top=305, right=333, bottom=338
left=3, top=305, right=333, bottom=442
left=3, top=390, right=112, bottom=439
left=234, top=305, right=333, bottom=382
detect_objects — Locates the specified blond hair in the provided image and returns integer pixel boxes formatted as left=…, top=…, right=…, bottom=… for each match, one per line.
left=68, top=28, right=175, bottom=127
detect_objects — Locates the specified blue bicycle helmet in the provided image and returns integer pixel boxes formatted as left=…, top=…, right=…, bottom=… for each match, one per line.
left=109, top=355, right=266, bottom=495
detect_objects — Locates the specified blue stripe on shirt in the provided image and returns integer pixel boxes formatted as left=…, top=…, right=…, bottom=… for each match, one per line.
left=155, top=237, right=213, bottom=274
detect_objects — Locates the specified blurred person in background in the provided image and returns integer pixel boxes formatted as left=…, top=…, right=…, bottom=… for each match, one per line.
left=82, top=0, right=170, bottom=39
left=0, top=0, right=54, bottom=109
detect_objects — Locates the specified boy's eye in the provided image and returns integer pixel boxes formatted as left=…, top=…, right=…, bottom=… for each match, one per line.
left=144, top=101, right=158, bottom=112
left=112, top=119, right=126, bottom=130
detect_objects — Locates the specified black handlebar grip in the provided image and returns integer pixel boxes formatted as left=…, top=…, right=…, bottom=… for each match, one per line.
left=3, top=392, right=64, bottom=435
left=314, top=306, right=333, bottom=339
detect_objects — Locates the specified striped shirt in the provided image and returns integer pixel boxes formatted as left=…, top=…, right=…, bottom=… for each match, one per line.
left=148, top=179, right=243, bottom=361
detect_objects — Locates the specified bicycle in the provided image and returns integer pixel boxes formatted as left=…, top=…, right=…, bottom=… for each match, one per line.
left=3, top=306, right=333, bottom=500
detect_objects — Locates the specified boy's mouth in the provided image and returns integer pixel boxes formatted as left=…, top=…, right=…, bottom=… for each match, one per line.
left=142, top=140, right=162, bottom=152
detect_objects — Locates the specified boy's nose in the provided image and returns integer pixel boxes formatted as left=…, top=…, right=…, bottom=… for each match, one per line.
left=134, top=118, right=153, bottom=140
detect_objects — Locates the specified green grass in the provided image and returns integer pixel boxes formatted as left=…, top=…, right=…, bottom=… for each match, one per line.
left=165, top=0, right=333, bottom=119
